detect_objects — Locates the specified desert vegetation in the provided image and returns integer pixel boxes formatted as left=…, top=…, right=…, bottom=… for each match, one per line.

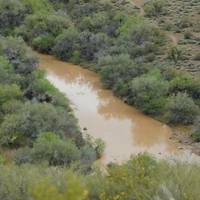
left=0, top=0, right=200, bottom=199
left=0, top=154, right=200, bottom=200
left=3, top=0, right=198, bottom=130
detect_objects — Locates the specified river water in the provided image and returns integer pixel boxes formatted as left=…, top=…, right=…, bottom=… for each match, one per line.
left=39, top=54, right=178, bottom=164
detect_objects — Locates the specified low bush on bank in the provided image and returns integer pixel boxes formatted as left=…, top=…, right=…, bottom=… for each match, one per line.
left=165, top=93, right=199, bottom=125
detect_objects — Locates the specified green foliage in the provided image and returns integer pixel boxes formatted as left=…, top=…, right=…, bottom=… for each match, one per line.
left=169, top=71, right=200, bottom=99
left=0, top=37, right=37, bottom=76
left=0, top=84, right=22, bottom=106
left=144, top=0, right=167, bottom=17
left=0, top=0, right=198, bottom=128
left=53, top=27, right=79, bottom=60
left=119, top=21, right=165, bottom=62
left=99, top=54, right=143, bottom=89
left=168, top=46, right=184, bottom=64
left=15, top=132, right=81, bottom=166
left=21, top=0, right=53, bottom=14
left=93, top=138, right=105, bottom=159
left=84, top=135, right=105, bottom=159
left=128, top=71, right=169, bottom=115
left=0, top=0, right=28, bottom=35
left=0, top=155, right=200, bottom=200
left=32, top=132, right=81, bottom=166
left=0, top=165, right=88, bottom=200
left=32, top=35, right=55, bottom=53
left=0, top=56, right=21, bottom=85
left=100, top=154, right=159, bottom=200
left=165, top=93, right=199, bottom=125
left=78, top=12, right=109, bottom=33
left=17, top=13, right=72, bottom=53
left=0, top=102, right=80, bottom=147
left=30, top=173, right=88, bottom=200
left=78, top=31, right=109, bottom=61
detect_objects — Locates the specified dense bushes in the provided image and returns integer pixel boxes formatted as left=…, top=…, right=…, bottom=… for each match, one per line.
left=99, top=54, right=143, bottom=89
left=0, top=0, right=199, bottom=146
left=78, top=31, right=109, bottom=61
left=0, top=103, right=81, bottom=147
left=0, top=154, right=200, bottom=200
left=17, top=13, right=72, bottom=53
left=144, top=0, right=167, bottom=17
left=128, top=71, right=169, bottom=115
left=53, top=28, right=79, bottom=60
left=0, top=37, right=37, bottom=76
left=0, top=0, right=29, bottom=35
left=14, top=132, right=81, bottom=166
left=0, top=0, right=198, bottom=130
left=0, top=37, right=102, bottom=168
left=165, top=93, right=199, bottom=125
left=118, top=19, right=165, bottom=62
left=0, top=165, right=88, bottom=200
left=14, top=132, right=103, bottom=168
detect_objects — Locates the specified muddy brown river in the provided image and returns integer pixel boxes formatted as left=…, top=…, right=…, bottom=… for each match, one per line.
left=39, top=54, right=178, bottom=164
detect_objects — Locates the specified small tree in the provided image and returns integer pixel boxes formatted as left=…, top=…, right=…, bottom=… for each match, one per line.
left=128, top=71, right=169, bottom=115
left=168, top=46, right=184, bottom=64
left=165, top=93, right=199, bottom=125
left=144, top=0, right=167, bottom=17
left=53, top=28, right=79, bottom=60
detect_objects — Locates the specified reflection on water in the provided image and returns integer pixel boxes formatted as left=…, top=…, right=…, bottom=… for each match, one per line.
left=39, top=54, right=177, bottom=164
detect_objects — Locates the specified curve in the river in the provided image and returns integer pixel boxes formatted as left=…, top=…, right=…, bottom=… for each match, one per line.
left=39, top=54, right=178, bottom=164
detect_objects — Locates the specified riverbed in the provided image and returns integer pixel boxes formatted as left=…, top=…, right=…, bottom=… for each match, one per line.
left=39, top=54, right=178, bottom=164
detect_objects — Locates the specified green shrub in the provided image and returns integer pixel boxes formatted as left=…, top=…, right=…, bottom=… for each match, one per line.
left=169, top=72, right=198, bottom=96
left=26, top=70, right=72, bottom=108
left=29, top=170, right=88, bottom=200
left=100, top=154, right=160, bottom=200
left=144, top=0, right=167, bottom=17
left=16, top=132, right=81, bottom=166
left=0, top=0, right=28, bottom=35
left=0, top=37, right=37, bottom=76
left=168, top=46, right=184, bottom=64
left=128, top=71, right=169, bottom=115
left=17, top=13, right=72, bottom=53
left=32, top=132, right=81, bottom=166
left=0, top=165, right=88, bottom=200
left=78, top=31, right=109, bottom=61
left=0, top=56, right=21, bottom=85
left=119, top=22, right=165, bottom=61
left=0, top=103, right=80, bottom=147
left=84, top=135, right=105, bottom=159
left=0, top=84, right=22, bottom=106
left=165, top=93, right=199, bottom=124
left=32, top=35, right=55, bottom=53
left=21, top=0, right=53, bottom=14
left=53, top=28, right=79, bottom=60
left=99, top=54, right=143, bottom=89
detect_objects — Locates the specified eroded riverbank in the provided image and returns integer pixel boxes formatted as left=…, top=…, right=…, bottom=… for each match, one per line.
left=38, top=54, right=182, bottom=163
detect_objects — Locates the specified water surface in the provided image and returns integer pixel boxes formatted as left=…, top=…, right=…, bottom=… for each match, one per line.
left=39, top=54, right=177, bottom=163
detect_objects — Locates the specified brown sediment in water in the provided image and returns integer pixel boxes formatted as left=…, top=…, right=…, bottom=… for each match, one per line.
left=38, top=54, right=179, bottom=164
